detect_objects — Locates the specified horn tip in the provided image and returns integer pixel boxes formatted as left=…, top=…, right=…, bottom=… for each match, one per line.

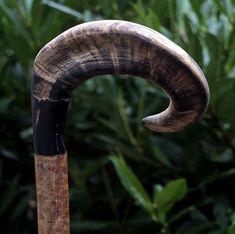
left=142, top=116, right=173, bottom=133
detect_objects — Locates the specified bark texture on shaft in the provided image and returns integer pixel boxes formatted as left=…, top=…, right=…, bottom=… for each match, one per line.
left=35, top=154, right=69, bottom=234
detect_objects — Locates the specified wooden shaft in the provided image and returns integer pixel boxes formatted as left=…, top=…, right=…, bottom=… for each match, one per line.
left=35, top=154, right=69, bottom=234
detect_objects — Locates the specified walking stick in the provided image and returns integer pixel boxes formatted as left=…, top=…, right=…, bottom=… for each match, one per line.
left=32, top=20, right=209, bottom=233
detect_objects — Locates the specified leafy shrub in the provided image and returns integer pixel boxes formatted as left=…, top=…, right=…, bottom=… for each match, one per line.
left=0, top=0, right=235, bottom=233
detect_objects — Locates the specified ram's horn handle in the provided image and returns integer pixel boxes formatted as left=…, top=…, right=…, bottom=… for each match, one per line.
left=32, top=20, right=209, bottom=234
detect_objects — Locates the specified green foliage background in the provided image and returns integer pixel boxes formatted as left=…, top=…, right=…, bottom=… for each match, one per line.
left=0, top=0, right=235, bottom=233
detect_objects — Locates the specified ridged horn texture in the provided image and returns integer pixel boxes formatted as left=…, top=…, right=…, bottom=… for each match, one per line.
left=32, top=20, right=209, bottom=156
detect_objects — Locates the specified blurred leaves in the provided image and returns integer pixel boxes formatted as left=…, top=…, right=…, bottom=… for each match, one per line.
left=110, top=155, right=153, bottom=214
left=110, top=155, right=188, bottom=230
left=43, top=0, right=102, bottom=21
left=1, top=0, right=235, bottom=233
left=0, top=97, right=12, bottom=113
left=153, top=179, right=188, bottom=222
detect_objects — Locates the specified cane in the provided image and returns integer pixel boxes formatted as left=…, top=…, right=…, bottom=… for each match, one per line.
left=32, top=20, right=209, bottom=233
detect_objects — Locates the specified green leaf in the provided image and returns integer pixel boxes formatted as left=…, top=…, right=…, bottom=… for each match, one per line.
left=213, top=195, right=230, bottom=228
left=0, top=175, right=20, bottom=216
left=71, top=220, right=117, bottom=232
left=0, top=97, right=11, bottom=113
left=110, top=156, right=153, bottom=214
left=0, top=1, right=31, bottom=41
left=43, top=1, right=102, bottom=21
left=152, top=147, right=172, bottom=168
left=230, top=212, right=235, bottom=226
left=23, top=0, right=34, bottom=14
left=43, top=1, right=84, bottom=19
left=153, top=178, right=188, bottom=221
left=228, top=226, right=235, bottom=234
left=153, top=184, right=163, bottom=205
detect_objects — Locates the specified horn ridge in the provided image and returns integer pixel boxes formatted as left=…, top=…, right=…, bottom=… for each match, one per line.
left=32, top=20, right=209, bottom=155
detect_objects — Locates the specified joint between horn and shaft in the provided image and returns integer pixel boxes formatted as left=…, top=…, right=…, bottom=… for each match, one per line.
left=32, top=96, right=69, bottom=156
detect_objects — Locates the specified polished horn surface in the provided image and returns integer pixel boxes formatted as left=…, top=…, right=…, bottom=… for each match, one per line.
left=32, top=20, right=209, bottom=155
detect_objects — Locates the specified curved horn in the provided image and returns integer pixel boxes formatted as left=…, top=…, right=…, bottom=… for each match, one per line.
left=32, top=20, right=209, bottom=233
left=33, top=20, right=209, bottom=155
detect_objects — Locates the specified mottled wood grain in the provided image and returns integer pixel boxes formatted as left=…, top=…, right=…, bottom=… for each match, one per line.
left=35, top=154, right=69, bottom=234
